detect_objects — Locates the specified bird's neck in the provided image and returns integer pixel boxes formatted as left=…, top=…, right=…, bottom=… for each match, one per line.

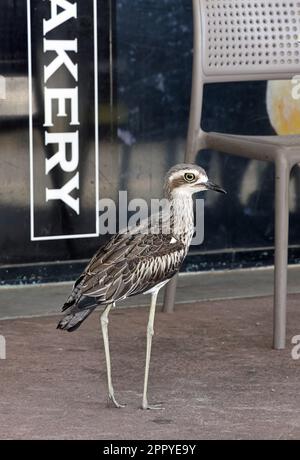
left=169, top=191, right=194, bottom=247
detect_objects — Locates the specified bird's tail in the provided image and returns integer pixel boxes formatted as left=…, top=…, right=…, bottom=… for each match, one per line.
left=57, top=307, right=96, bottom=332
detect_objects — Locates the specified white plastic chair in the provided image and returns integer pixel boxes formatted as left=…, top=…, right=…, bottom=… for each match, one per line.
left=163, top=0, right=300, bottom=349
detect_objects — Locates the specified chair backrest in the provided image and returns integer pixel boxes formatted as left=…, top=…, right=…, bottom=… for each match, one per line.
left=196, top=0, right=300, bottom=82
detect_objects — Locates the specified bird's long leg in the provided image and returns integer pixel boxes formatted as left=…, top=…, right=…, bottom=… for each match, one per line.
left=142, top=290, right=164, bottom=410
left=101, top=303, right=125, bottom=408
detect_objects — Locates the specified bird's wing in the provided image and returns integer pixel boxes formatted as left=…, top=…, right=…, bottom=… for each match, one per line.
left=63, top=232, right=185, bottom=311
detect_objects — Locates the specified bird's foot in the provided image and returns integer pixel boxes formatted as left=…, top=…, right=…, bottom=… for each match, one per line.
left=141, top=400, right=165, bottom=411
left=108, top=393, right=126, bottom=409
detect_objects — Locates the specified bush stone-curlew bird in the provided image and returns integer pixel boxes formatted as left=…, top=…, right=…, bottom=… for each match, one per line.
left=57, top=164, right=226, bottom=409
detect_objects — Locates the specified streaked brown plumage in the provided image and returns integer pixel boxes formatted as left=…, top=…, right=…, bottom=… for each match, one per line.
left=59, top=233, right=185, bottom=331
left=57, top=163, right=226, bottom=409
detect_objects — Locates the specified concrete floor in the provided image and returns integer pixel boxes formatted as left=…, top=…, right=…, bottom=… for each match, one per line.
left=1, top=265, right=300, bottom=320
left=0, top=291, right=300, bottom=439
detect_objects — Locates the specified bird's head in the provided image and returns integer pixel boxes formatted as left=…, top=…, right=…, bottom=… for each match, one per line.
left=164, top=163, right=226, bottom=198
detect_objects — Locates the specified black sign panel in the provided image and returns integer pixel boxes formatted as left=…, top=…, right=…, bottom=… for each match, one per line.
left=27, top=0, right=99, bottom=240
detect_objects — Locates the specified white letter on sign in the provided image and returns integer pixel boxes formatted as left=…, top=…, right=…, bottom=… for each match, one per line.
left=45, top=131, right=79, bottom=174
left=44, top=87, right=79, bottom=127
left=44, top=39, right=78, bottom=82
left=43, top=0, right=77, bottom=35
left=46, top=172, right=80, bottom=214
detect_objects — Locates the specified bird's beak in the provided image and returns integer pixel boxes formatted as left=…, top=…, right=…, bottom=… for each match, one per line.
left=205, top=181, right=227, bottom=194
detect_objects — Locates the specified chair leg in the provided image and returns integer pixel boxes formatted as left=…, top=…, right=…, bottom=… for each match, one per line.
left=273, top=158, right=290, bottom=350
left=162, top=274, right=178, bottom=313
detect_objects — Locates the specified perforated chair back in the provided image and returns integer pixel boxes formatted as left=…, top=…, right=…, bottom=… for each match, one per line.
left=186, top=0, right=300, bottom=156
left=197, top=0, right=300, bottom=83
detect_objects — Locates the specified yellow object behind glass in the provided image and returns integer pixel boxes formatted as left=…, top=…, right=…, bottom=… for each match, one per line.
left=267, top=80, right=300, bottom=135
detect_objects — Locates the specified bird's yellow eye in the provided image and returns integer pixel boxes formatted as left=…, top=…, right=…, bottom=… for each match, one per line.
left=184, top=172, right=196, bottom=183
